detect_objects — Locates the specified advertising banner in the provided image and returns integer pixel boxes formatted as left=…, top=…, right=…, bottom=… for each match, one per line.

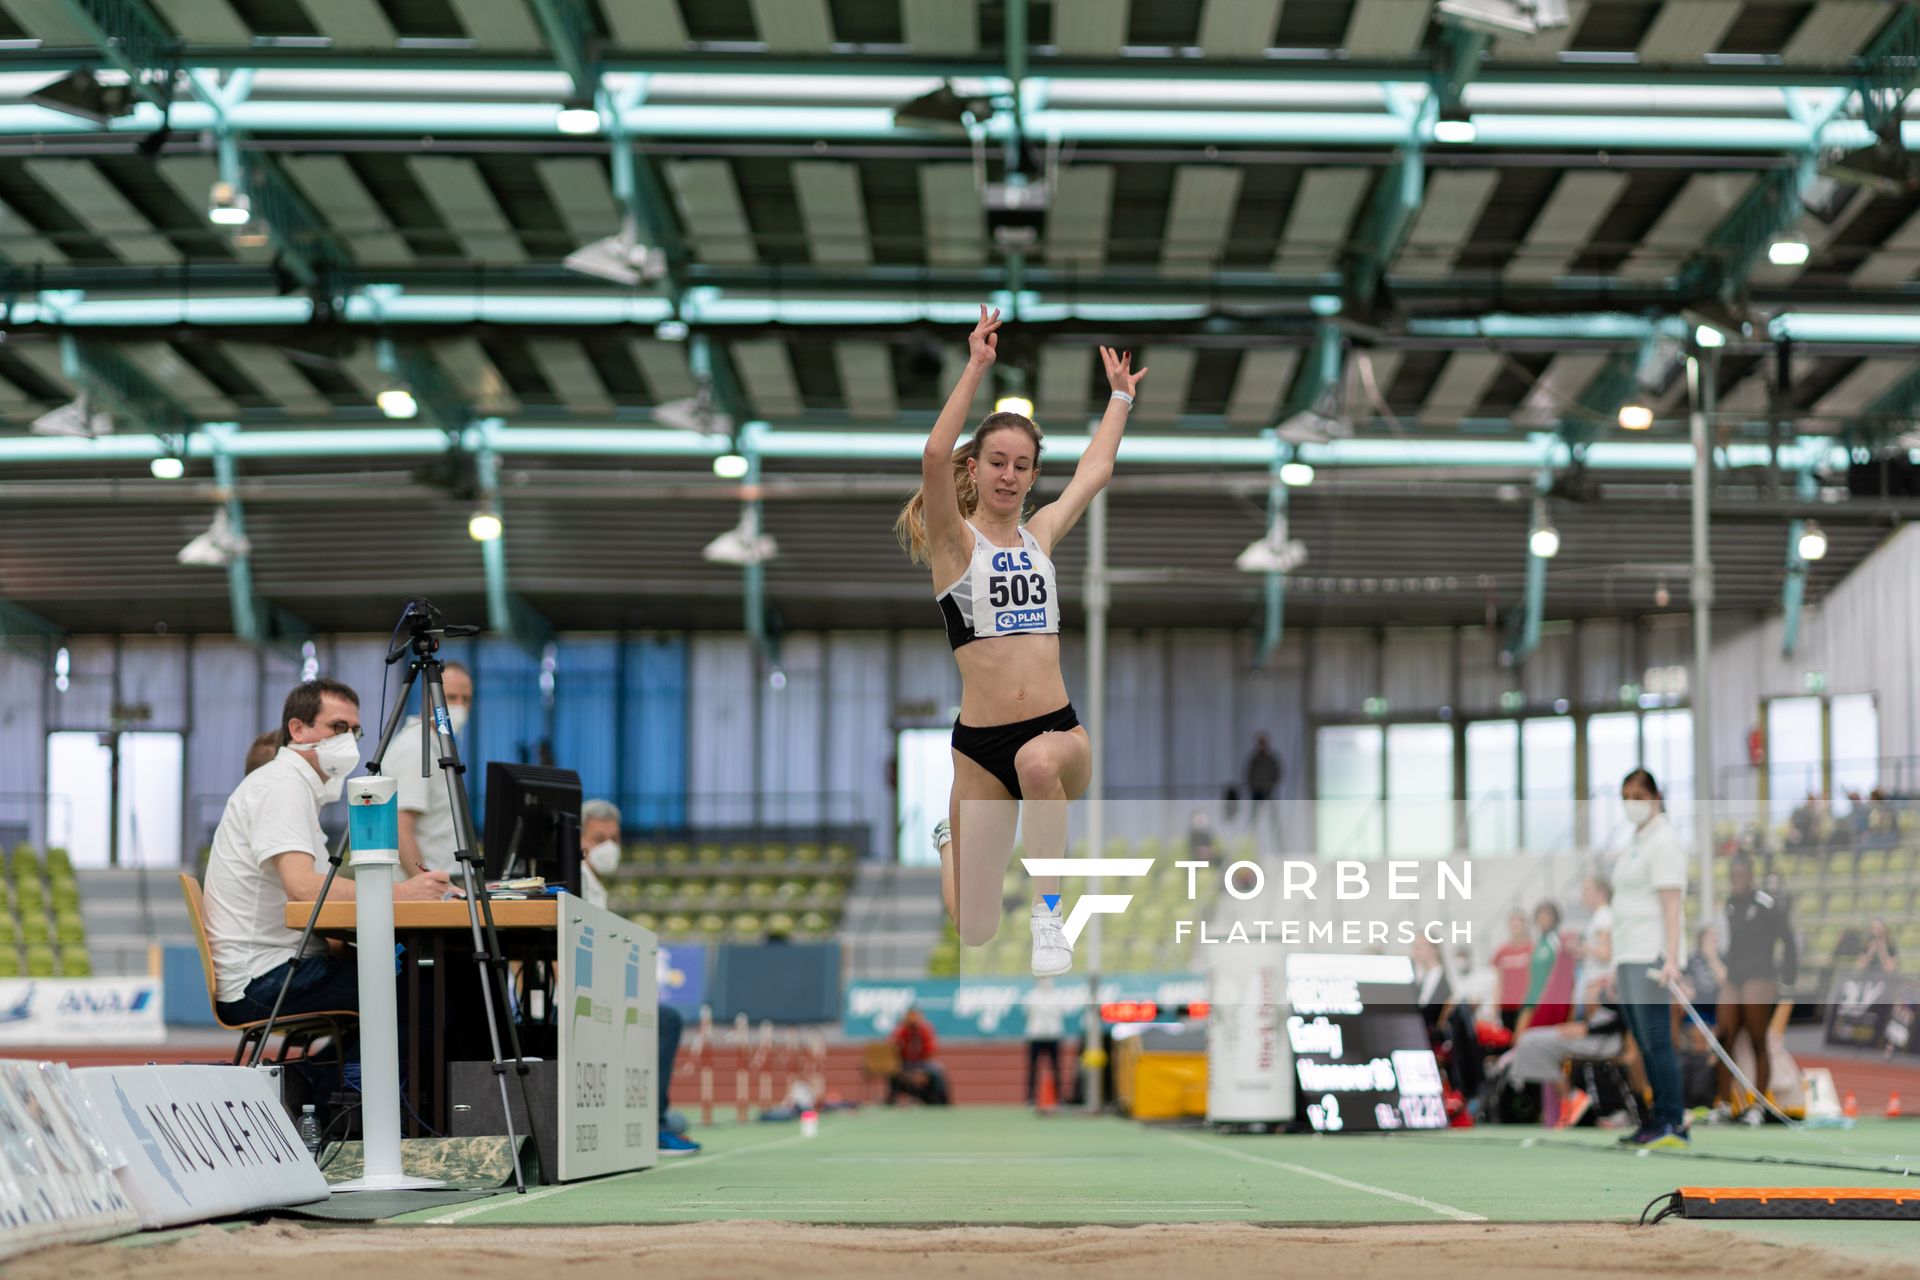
left=1206, top=944, right=1292, bottom=1126
left=557, top=894, right=658, bottom=1181
left=0, top=1060, right=141, bottom=1260
left=72, top=1064, right=326, bottom=1228
left=842, top=973, right=1206, bottom=1039
left=0, top=979, right=164, bottom=1046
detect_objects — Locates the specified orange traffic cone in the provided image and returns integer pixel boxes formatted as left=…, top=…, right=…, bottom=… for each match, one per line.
left=1036, top=1072, right=1058, bottom=1115
left=1888, top=1092, right=1904, bottom=1119
left=1844, top=1092, right=1859, bottom=1118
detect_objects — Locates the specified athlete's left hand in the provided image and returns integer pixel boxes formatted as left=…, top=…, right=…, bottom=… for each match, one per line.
left=1101, top=346, right=1147, bottom=396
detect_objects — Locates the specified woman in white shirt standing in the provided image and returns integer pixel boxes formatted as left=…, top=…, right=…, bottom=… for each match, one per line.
left=1611, top=768, right=1689, bottom=1148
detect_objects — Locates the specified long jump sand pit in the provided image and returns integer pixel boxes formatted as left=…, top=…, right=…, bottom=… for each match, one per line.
left=17, top=1220, right=1920, bottom=1280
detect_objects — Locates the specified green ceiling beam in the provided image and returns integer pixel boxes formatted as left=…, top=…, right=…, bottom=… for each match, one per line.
left=376, top=338, right=472, bottom=436
left=1856, top=358, right=1920, bottom=449
left=1278, top=322, right=1344, bottom=427
left=526, top=0, right=599, bottom=98
left=1346, top=146, right=1424, bottom=314
left=1681, top=158, right=1816, bottom=306
left=204, top=425, right=308, bottom=656
left=61, top=335, right=194, bottom=434
left=1433, top=24, right=1491, bottom=118
left=470, top=441, right=553, bottom=659
left=52, top=0, right=175, bottom=110
left=1856, top=0, right=1920, bottom=140
left=1780, top=467, right=1820, bottom=659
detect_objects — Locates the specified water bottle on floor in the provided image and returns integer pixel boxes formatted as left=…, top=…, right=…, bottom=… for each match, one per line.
left=297, top=1104, right=323, bottom=1160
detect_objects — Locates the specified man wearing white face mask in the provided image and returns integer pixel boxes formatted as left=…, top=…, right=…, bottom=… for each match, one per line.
left=203, top=678, right=452, bottom=1029
left=579, top=798, right=623, bottom=910
left=394, top=662, right=475, bottom=877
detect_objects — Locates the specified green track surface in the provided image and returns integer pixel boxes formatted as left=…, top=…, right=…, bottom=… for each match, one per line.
left=388, top=1110, right=1920, bottom=1237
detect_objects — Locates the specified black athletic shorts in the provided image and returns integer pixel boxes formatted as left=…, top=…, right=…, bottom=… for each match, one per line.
left=951, top=704, right=1081, bottom=800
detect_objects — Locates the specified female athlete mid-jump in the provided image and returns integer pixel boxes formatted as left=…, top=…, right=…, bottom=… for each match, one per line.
left=895, top=305, right=1145, bottom=976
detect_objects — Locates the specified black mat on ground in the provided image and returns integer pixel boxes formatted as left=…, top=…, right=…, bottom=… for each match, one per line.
left=268, top=1189, right=500, bottom=1221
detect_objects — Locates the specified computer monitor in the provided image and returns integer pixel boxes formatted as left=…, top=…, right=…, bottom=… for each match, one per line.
left=481, top=762, right=583, bottom=890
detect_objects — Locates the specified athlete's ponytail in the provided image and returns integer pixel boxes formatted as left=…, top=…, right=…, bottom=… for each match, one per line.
left=895, top=413, right=1044, bottom=565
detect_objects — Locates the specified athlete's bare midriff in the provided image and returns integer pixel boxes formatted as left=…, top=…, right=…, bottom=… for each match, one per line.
left=953, top=633, right=1071, bottom=727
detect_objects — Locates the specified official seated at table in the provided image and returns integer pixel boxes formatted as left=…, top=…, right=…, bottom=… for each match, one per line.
left=203, top=677, right=451, bottom=1030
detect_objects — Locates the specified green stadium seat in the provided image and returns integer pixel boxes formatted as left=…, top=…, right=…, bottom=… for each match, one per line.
left=1888, top=848, right=1916, bottom=875
left=726, top=843, right=754, bottom=866
left=825, top=842, right=854, bottom=867
left=662, top=842, right=691, bottom=867
left=760, top=842, right=789, bottom=867
left=57, top=946, right=90, bottom=977
left=24, top=945, right=55, bottom=977
left=695, top=843, right=725, bottom=867
left=1827, top=851, right=1856, bottom=880
left=20, top=915, right=48, bottom=945
left=1859, top=850, right=1888, bottom=877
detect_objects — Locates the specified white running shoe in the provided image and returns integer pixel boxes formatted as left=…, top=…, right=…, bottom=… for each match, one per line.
left=1031, top=901, right=1072, bottom=978
left=931, top=818, right=952, bottom=856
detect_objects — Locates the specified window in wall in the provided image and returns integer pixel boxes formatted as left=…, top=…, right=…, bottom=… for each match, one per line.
left=1831, top=694, right=1880, bottom=803
left=1641, top=708, right=1693, bottom=839
left=896, top=728, right=954, bottom=868
left=1386, top=723, right=1455, bottom=858
left=1766, top=696, right=1825, bottom=823
left=1520, top=717, right=1576, bottom=850
left=1586, top=712, right=1641, bottom=850
left=1316, top=726, right=1383, bottom=858
left=46, top=731, right=183, bottom=868
left=1466, top=721, right=1519, bottom=853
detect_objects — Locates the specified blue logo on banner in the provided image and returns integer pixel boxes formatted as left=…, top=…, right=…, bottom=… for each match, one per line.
left=575, top=925, right=595, bottom=991
left=997, top=609, right=1047, bottom=631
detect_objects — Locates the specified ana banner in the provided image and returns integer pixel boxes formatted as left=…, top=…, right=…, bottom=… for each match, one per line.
left=72, top=1064, right=326, bottom=1229
left=0, top=1059, right=141, bottom=1260
left=0, top=979, right=164, bottom=1046
left=842, top=973, right=1206, bottom=1040
left=557, top=894, right=658, bottom=1181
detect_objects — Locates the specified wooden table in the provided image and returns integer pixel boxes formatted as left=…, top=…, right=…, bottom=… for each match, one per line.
left=287, top=896, right=562, bottom=1137
left=285, top=899, right=559, bottom=931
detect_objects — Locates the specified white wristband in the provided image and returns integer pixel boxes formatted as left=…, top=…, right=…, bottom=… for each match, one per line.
left=1110, top=391, right=1134, bottom=407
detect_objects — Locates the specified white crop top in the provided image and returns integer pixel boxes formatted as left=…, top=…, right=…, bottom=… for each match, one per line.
left=936, top=523, right=1061, bottom=650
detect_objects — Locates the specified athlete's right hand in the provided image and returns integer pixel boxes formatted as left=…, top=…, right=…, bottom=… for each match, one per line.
left=968, top=304, right=1001, bottom=368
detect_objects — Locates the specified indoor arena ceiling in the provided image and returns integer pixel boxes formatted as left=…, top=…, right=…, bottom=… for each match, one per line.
left=1, top=0, right=1918, bottom=644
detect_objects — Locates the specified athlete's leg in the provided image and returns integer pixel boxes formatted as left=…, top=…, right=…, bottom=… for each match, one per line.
left=949, top=749, right=1019, bottom=947
left=1012, top=727, right=1092, bottom=904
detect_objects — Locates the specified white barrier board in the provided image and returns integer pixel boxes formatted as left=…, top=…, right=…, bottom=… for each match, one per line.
left=557, top=895, right=658, bottom=1181
left=74, top=1064, right=327, bottom=1228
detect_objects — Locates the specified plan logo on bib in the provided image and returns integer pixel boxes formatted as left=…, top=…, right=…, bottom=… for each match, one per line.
left=1017, top=858, right=1155, bottom=943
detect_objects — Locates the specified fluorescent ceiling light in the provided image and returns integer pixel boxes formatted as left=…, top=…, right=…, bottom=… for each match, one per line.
left=377, top=387, right=417, bottom=419
left=149, top=456, right=185, bottom=480
left=1433, top=119, right=1477, bottom=144
left=994, top=395, right=1034, bottom=418
left=555, top=105, right=600, bottom=134
left=1768, top=238, right=1811, bottom=266
left=1279, top=461, right=1315, bottom=487
left=713, top=453, right=750, bottom=479
left=1618, top=402, right=1654, bottom=431
left=1694, top=324, right=1727, bottom=349
left=1797, top=521, right=1828, bottom=562
left=467, top=510, right=503, bottom=542
left=1529, top=524, right=1560, bottom=559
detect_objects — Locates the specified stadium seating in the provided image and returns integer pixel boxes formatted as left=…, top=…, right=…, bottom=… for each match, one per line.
left=607, top=831, right=859, bottom=944
left=5, top=844, right=91, bottom=977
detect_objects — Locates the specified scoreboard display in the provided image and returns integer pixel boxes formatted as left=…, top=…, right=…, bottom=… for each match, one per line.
left=1284, top=953, right=1448, bottom=1134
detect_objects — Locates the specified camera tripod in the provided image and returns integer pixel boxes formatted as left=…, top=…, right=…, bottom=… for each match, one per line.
left=253, top=597, right=537, bottom=1194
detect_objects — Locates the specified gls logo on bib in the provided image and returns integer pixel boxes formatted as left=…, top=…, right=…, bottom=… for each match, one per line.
left=991, top=550, right=1033, bottom=573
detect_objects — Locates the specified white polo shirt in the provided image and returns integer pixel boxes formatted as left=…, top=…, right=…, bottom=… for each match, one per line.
left=1610, top=813, right=1688, bottom=967
left=202, top=745, right=331, bottom=1003
left=390, top=715, right=470, bottom=873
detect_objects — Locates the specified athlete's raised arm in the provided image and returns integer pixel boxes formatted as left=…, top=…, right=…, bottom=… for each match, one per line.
left=916, top=305, right=1000, bottom=565
left=1029, top=346, right=1145, bottom=553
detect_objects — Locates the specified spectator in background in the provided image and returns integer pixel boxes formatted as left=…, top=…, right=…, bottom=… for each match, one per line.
left=574, top=799, right=696, bottom=1153
left=204, top=680, right=450, bottom=1040
left=393, top=662, right=474, bottom=877
left=243, top=730, right=280, bottom=776
left=1492, top=911, right=1534, bottom=1032
left=888, top=1006, right=950, bottom=1106
left=578, top=799, right=624, bottom=910
left=1858, top=917, right=1899, bottom=974
left=1611, top=767, right=1689, bottom=1148
left=1575, top=877, right=1614, bottom=1008
left=1449, top=945, right=1497, bottom=1028
left=1245, top=734, right=1282, bottom=846
left=1186, top=810, right=1217, bottom=863
left=1415, top=932, right=1484, bottom=1104
left=1786, top=793, right=1824, bottom=851
left=1713, top=852, right=1795, bottom=1116
left=1024, top=977, right=1068, bottom=1107
left=1515, top=901, right=1567, bottom=1034
left=1684, top=924, right=1725, bottom=1034
left=1866, top=790, right=1900, bottom=850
